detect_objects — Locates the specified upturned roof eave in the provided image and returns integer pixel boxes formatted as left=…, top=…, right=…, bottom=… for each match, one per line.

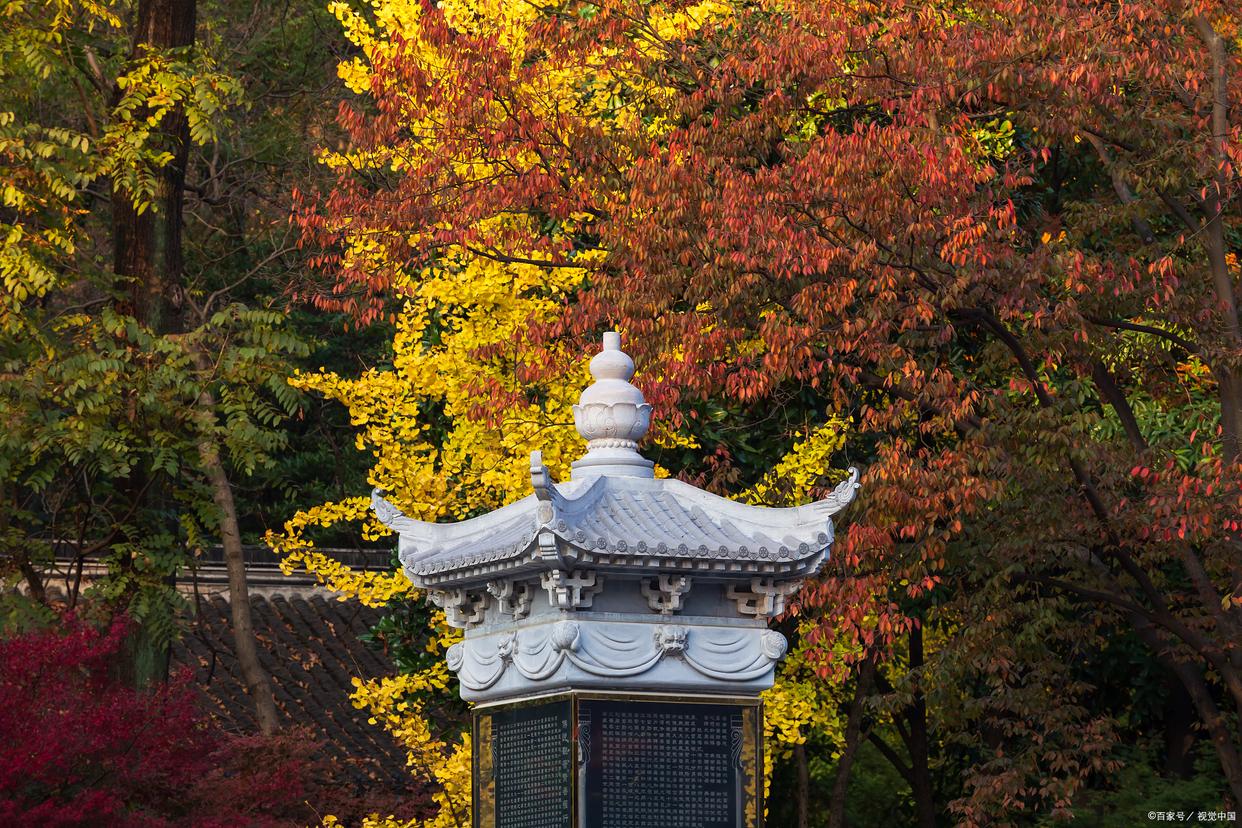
left=381, top=473, right=860, bottom=591
left=378, top=468, right=858, bottom=571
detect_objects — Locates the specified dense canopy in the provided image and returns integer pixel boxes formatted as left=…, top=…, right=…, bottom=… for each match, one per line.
left=1, top=0, right=1238, bottom=826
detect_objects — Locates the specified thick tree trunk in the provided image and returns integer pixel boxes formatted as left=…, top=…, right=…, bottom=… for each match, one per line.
left=1163, top=678, right=1197, bottom=779
left=193, top=353, right=280, bottom=735
left=1192, top=14, right=1242, bottom=460
left=1132, top=614, right=1242, bottom=802
left=978, top=309, right=1242, bottom=784
left=110, top=0, right=197, bottom=689
left=828, top=657, right=876, bottom=828
left=1166, top=658, right=1242, bottom=803
left=906, top=625, right=937, bottom=828
left=1217, top=372, right=1242, bottom=463
left=114, top=0, right=195, bottom=331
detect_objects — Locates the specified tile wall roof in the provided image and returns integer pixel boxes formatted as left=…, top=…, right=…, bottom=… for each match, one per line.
left=172, top=593, right=418, bottom=794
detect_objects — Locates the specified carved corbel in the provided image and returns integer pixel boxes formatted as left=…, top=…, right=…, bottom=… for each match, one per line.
left=535, top=529, right=560, bottom=562
left=429, top=588, right=489, bottom=628
left=541, top=569, right=603, bottom=609
left=641, top=574, right=692, bottom=614
left=726, top=578, right=803, bottom=618
left=487, top=579, right=533, bottom=620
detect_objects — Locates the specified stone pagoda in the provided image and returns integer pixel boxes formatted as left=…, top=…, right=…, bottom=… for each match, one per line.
left=373, top=331, right=858, bottom=828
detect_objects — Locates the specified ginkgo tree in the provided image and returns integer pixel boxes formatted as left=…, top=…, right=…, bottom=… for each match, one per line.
left=274, top=1, right=866, bottom=825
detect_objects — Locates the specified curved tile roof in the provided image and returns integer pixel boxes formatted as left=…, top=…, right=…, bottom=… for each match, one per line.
left=374, top=467, right=858, bottom=587
left=173, top=593, right=432, bottom=812
left=370, top=332, right=859, bottom=588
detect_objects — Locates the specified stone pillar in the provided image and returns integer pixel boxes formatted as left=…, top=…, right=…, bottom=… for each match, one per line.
left=474, top=692, right=762, bottom=828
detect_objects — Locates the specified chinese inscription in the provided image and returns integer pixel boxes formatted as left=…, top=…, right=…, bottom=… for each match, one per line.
left=580, top=699, right=751, bottom=828
left=475, top=699, right=572, bottom=828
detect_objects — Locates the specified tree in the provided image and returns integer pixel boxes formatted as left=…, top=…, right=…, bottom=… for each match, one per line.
left=0, top=0, right=335, bottom=732
left=290, top=0, right=1241, bottom=821
left=0, top=612, right=321, bottom=826
left=576, top=3, right=1242, bottom=812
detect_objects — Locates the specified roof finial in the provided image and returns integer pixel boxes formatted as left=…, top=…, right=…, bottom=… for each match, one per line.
left=571, top=331, right=654, bottom=479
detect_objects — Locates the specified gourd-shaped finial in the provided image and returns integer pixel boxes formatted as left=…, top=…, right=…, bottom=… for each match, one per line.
left=571, top=332, right=654, bottom=478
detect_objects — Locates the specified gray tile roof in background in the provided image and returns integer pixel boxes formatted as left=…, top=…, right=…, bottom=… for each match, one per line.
left=172, top=593, right=420, bottom=795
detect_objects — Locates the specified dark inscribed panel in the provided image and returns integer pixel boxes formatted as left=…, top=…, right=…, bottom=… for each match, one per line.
left=578, top=698, right=759, bottom=828
left=474, top=698, right=572, bottom=828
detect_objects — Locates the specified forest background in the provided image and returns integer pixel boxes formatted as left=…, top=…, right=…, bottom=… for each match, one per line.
left=1, top=0, right=1239, bottom=826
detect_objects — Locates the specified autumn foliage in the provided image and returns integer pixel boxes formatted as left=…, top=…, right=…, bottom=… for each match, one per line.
left=0, top=614, right=319, bottom=827
left=286, top=0, right=1241, bottom=823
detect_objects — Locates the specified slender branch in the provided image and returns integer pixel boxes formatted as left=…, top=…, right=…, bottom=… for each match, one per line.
left=868, top=732, right=914, bottom=785
left=1081, top=131, right=1155, bottom=243
left=953, top=309, right=1187, bottom=624
left=828, top=656, right=876, bottom=828
left=464, top=244, right=585, bottom=270
left=1156, top=189, right=1201, bottom=235
left=1026, top=571, right=1242, bottom=695
left=1090, top=360, right=1147, bottom=452
left=1019, top=573, right=1151, bottom=618
left=197, top=244, right=298, bottom=322
left=1082, top=315, right=1201, bottom=356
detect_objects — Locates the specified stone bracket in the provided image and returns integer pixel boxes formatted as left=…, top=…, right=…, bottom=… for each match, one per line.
left=429, top=587, right=489, bottom=628
left=641, top=574, right=691, bottom=614
left=542, top=569, right=603, bottom=609
left=487, top=579, right=533, bottom=620
left=726, top=578, right=803, bottom=618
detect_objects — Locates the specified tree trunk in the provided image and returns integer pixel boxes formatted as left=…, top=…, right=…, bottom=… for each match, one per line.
left=18, top=559, right=47, bottom=604
left=906, top=625, right=937, bottom=828
left=1192, top=14, right=1242, bottom=460
left=1132, top=613, right=1242, bottom=802
left=193, top=352, right=280, bottom=735
left=109, top=0, right=197, bottom=689
left=1163, top=677, right=1197, bottom=779
left=795, top=742, right=811, bottom=828
left=114, top=0, right=195, bottom=331
left=828, top=657, right=876, bottom=828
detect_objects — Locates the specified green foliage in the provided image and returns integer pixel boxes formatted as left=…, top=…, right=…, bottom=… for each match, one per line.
left=0, top=0, right=344, bottom=667
left=1065, top=746, right=1229, bottom=828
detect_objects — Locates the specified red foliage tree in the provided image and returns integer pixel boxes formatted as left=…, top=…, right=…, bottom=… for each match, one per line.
left=301, top=0, right=1241, bottom=820
left=0, top=615, right=315, bottom=827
